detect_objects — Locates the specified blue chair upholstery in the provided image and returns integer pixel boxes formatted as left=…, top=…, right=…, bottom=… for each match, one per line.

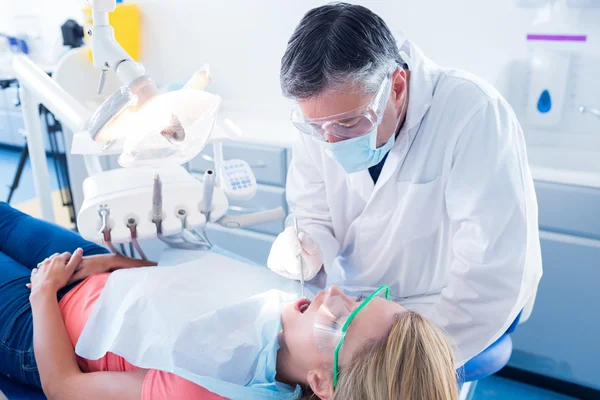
left=462, top=333, right=513, bottom=382
left=462, top=311, right=522, bottom=383
left=0, top=375, right=46, bottom=400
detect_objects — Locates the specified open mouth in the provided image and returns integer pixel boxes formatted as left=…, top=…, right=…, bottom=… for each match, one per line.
left=295, top=298, right=311, bottom=314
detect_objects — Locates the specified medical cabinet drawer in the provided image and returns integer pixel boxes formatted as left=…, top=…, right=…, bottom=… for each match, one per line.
left=205, top=224, right=275, bottom=265
left=509, top=231, right=600, bottom=390
left=227, top=184, right=287, bottom=236
left=189, top=142, right=288, bottom=186
left=535, top=181, right=600, bottom=240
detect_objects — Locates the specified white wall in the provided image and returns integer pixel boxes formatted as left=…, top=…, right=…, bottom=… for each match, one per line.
left=2, top=0, right=599, bottom=123
left=0, top=0, right=85, bottom=65
left=131, top=0, right=600, bottom=120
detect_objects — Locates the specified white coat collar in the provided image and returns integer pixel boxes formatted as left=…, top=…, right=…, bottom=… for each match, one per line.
left=347, top=41, right=439, bottom=202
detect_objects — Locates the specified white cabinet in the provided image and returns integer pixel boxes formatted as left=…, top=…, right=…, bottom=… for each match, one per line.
left=509, top=181, right=600, bottom=390
left=510, top=231, right=600, bottom=390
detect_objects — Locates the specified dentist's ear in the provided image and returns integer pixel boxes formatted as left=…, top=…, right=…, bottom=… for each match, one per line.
left=307, top=369, right=334, bottom=400
left=391, top=67, right=408, bottom=108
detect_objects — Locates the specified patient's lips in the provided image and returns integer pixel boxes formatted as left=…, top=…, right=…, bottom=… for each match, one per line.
left=295, top=298, right=311, bottom=314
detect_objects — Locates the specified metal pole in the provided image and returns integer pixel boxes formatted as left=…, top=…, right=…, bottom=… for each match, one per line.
left=20, top=86, right=55, bottom=222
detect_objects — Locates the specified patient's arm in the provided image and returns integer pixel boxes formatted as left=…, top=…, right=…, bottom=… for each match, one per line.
left=30, top=251, right=147, bottom=400
left=30, top=289, right=147, bottom=400
left=68, top=254, right=158, bottom=284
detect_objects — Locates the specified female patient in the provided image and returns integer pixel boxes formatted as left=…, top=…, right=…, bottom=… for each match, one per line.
left=0, top=203, right=458, bottom=400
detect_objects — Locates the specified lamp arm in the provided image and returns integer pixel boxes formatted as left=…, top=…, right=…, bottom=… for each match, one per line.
left=87, top=0, right=145, bottom=88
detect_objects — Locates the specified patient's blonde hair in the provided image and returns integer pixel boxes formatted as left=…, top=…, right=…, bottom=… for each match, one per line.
left=303, top=311, right=458, bottom=400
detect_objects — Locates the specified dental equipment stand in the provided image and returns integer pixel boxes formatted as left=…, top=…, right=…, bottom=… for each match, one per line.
left=70, top=123, right=283, bottom=253
left=12, top=0, right=284, bottom=254
left=76, top=149, right=285, bottom=255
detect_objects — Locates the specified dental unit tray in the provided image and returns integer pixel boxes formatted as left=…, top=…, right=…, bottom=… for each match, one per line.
left=77, top=166, right=285, bottom=245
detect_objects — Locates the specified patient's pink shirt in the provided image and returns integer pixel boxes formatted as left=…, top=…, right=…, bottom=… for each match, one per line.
left=59, top=273, right=227, bottom=400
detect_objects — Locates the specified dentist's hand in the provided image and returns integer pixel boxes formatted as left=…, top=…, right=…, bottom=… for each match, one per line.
left=267, top=227, right=323, bottom=280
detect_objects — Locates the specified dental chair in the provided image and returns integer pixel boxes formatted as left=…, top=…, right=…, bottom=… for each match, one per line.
left=0, top=312, right=523, bottom=400
left=459, top=313, right=522, bottom=400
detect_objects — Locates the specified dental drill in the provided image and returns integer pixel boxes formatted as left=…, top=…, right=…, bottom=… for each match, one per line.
left=127, top=217, right=147, bottom=260
left=97, top=204, right=121, bottom=255
left=152, top=172, right=163, bottom=226
left=202, top=169, right=215, bottom=220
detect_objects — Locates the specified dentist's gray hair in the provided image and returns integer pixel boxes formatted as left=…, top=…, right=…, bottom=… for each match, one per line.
left=280, top=2, right=405, bottom=100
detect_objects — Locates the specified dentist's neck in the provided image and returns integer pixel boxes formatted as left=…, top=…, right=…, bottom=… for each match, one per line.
left=276, top=331, right=306, bottom=386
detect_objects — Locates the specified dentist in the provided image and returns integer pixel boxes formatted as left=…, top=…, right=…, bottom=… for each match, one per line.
left=267, top=3, right=542, bottom=365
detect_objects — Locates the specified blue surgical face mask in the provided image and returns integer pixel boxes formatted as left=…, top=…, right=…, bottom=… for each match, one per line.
left=322, top=128, right=394, bottom=174
left=321, top=95, right=407, bottom=174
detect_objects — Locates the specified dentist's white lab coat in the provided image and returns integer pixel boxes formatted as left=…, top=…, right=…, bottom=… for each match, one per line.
left=285, top=41, right=543, bottom=365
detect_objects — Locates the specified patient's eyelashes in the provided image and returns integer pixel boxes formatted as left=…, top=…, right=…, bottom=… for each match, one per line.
left=355, top=294, right=366, bottom=302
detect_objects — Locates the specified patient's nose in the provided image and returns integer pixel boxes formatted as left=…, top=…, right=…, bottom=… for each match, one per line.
left=328, top=285, right=345, bottom=298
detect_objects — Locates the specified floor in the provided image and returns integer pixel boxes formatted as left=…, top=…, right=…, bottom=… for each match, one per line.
left=0, top=146, right=60, bottom=203
left=0, top=146, right=581, bottom=400
left=474, top=376, right=577, bottom=399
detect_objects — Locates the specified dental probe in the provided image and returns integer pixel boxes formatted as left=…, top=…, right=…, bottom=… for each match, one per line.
left=293, top=217, right=306, bottom=299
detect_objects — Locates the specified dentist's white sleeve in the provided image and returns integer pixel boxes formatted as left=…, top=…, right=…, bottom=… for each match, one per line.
left=285, top=134, right=340, bottom=272
left=426, top=99, right=540, bottom=366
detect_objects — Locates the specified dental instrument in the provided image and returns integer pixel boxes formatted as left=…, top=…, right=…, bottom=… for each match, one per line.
left=201, top=169, right=215, bottom=219
left=293, top=217, right=306, bottom=299
left=127, top=217, right=147, bottom=260
left=151, top=174, right=181, bottom=246
left=152, top=173, right=211, bottom=250
left=151, top=173, right=163, bottom=224
left=128, top=240, right=135, bottom=259
left=176, top=208, right=210, bottom=247
left=97, top=204, right=120, bottom=255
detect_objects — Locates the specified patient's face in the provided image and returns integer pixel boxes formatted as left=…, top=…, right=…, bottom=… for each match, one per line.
left=280, top=286, right=405, bottom=372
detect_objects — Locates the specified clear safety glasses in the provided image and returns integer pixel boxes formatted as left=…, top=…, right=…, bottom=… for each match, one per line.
left=313, top=285, right=391, bottom=389
left=289, top=67, right=396, bottom=142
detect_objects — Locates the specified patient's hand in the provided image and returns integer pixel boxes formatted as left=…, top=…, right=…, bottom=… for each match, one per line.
left=68, top=254, right=157, bottom=284
left=29, top=249, right=83, bottom=295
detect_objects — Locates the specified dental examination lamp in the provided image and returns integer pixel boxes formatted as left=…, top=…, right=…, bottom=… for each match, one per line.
left=86, top=0, right=218, bottom=168
left=12, top=0, right=284, bottom=256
